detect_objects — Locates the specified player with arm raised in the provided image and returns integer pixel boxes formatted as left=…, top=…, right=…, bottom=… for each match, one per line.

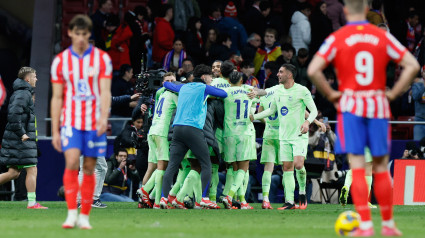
left=307, top=0, right=420, bottom=236
left=50, top=15, right=112, bottom=229
left=251, top=64, right=318, bottom=210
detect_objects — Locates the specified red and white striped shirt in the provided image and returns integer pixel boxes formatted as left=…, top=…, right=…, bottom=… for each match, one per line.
left=0, top=75, right=5, bottom=107
left=316, top=22, right=407, bottom=119
left=51, top=45, right=112, bottom=130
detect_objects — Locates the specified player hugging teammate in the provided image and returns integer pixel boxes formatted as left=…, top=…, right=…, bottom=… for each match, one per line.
left=135, top=59, right=325, bottom=211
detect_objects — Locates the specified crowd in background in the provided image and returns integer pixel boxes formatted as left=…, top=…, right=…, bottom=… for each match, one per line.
left=93, top=0, right=424, bottom=129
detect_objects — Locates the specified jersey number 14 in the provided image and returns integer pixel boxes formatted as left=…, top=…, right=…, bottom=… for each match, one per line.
left=156, top=97, right=165, bottom=117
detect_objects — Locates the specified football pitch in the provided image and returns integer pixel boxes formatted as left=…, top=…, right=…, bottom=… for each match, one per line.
left=0, top=202, right=424, bottom=238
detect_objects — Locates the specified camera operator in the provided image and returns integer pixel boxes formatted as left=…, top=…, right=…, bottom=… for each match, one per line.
left=402, top=141, right=421, bottom=159
left=113, top=111, right=145, bottom=193
left=101, top=149, right=139, bottom=202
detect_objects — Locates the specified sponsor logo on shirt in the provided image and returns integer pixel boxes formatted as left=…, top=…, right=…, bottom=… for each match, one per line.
left=280, top=106, right=288, bottom=116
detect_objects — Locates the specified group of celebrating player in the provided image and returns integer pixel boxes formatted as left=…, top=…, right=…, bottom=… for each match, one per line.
left=51, top=0, right=420, bottom=236
left=137, top=58, right=326, bottom=211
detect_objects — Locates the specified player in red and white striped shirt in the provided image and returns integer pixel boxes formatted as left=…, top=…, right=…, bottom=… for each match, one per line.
left=308, top=0, right=420, bottom=236
left=50, top=15, right=112, bottom=230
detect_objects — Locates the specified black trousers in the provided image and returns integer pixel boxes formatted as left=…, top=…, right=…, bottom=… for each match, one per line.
left=162, top=125, right=211, bottom=198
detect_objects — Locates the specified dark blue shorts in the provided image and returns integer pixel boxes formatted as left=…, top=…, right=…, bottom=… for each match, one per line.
left=335, top=112, right=390, bottom=157
left=61, top=127, right=107, bottom=157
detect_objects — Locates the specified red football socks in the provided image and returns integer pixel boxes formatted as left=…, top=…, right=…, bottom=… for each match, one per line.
left=351, top=168, right=371, bottom=222
left=80, top=173, right=96, bottom=215
left=63, top=169, right=79, bottom=210
left=373, top=171, right=393, bottom=221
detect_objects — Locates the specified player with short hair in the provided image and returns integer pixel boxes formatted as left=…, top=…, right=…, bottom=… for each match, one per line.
left=258, top=83, right=280, bottom=209
left=138, top=72, right=177, bottom=208
left=144, top=72, right=178, bottom=209
left=307, top=0, right=420, bottom=235
left=221, top=71, right=257, bottom=210
left=252, top=64, right=318, bottom=210
left=212, top=60, right=222, bottom=78
left=50, top=14, right=112, bottom=229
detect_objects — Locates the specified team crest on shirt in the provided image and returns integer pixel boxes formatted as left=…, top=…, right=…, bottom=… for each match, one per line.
left=280, top=106, right=288, bottom=116
left=288, top=96, right=293, bottom=101
left=88, top=67, right=96, bottom=77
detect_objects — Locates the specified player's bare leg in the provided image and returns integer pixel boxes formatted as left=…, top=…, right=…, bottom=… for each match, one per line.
left=0, top=167, right=20, bottom=185
left=25, top=166, right=47, bottom=209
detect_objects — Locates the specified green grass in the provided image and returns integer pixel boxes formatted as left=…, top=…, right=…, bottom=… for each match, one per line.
left=0, top=202, right=424, bottom=238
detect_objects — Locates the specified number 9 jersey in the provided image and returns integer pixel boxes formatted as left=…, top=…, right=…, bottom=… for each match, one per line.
left=316, top=21, right=407, bottom=119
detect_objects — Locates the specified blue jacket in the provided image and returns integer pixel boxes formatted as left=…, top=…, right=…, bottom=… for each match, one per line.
left=411, top=81, right=425, bottom=119
left=164, top=82, right=227, bottom=129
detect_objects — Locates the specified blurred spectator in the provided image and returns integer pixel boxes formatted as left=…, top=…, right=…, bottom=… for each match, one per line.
left=292, top=48, right=312, bottom=90
left=404, top=10, right=421, bottom=53
left=224, top=1, right=237, bottom=18
left=90, top=0, right=113, bottom=49
left=153, top=4, right=175, bottom=65
left=110, top=65, right=140, bottom=136
left=253, top=28, right=281, bottom=87
left=163, top=38, right=187, bottom=72
left=185, top=17, right=204, bottom=65
left=414, top=28, right=425, bottom=66
left=314, top=69, right=337, bottom=120
left=212, top=60, right=222, bottom=78
left=126, top=6, right=151, bottom=75
left=366, top=0, right=385, bottom=26
left=324, top=0, right=346, bottom=31
left=101, top=149, right=139, bottom=202
left=201, top=3, right=222, bottom=41
left=201, top=3, right=247, bottom=53
left=104, top=15, right=133, bottom=72
left=243, top=0, right=262, bottom=35
left=289, top=2, right=312, bottom=54
left=276, top=43, right=295, bottom=65
left=241, top=61, right=260, bottom=88
left=263, top=61, right=279, bottom=89
left=205, top=28, right=218, bottom=57
left=310, top=1, right=333, bottom=55
left=177, top=58, right=194, bottom=81
left=171, top=0, right=201, bottom=32
left=309, top=117, right=336, bottom=170
left=208, top=33, right=234, bottom=65
left=411, top=66, right=425, bottom=140
left=230, top=53, right=243, bottom=71
left=402, top=141, right=420, bottom=159
left=241, top=33, right=262, bottom=64
left=259, top=0, right=285, bottom=38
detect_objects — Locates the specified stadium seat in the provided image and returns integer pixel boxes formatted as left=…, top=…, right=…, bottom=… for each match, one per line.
left=392, top=116, right=414, bottom=140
